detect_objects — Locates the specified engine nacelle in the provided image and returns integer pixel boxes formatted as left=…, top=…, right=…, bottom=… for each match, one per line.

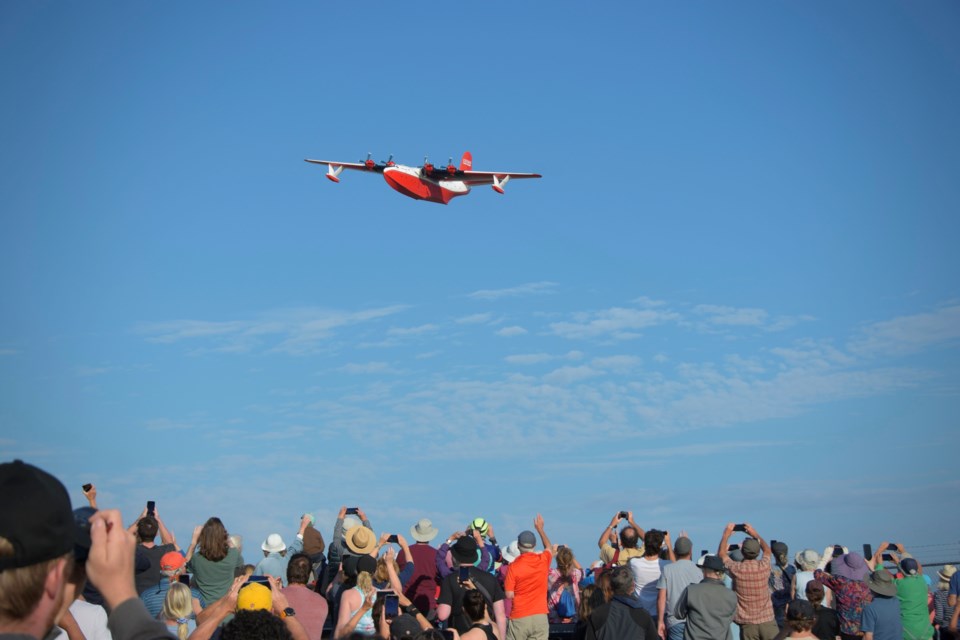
left=327, top=165, right=344, bottom=183
left=492, top=175, right=510, bottom=194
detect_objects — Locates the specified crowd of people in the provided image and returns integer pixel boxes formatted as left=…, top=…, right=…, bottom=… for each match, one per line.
left=1, top=459, right=958, bottom=640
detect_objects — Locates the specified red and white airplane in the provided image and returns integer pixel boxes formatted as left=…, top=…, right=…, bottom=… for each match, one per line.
left=305, top=151, right=541, bottom=204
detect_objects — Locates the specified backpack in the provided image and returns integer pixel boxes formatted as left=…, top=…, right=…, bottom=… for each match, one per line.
left=769, top=563, right=795, bottom=606
left=596, top=600, right=643, bottom=640
left=554, top=583, right=577, bottom=619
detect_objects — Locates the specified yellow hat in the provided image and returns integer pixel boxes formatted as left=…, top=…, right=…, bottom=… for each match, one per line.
left=236, top=582, right=272, bottom=612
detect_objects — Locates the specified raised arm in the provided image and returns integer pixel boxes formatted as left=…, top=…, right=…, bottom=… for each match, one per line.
left=185, top=525, right=202, bottom=562
left=718, top=523, right=734, bottom=560
left=598, top=512, right=622, bottom=549
left=190, top=576, right=246, bottom=640
left=82, top=483, right=98, bottom=510
left=663, top=530, right=676, bottom=562
left=626, top=511, right=645, bottom=539
left=535, top=514, right=551, bottom=551
left=154, top=508, right=178, bottom=549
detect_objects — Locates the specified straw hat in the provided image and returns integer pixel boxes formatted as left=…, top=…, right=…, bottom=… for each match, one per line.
left=344, top=525, right=377, bottom=555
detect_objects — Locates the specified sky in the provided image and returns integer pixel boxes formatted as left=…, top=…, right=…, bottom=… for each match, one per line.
left=2, top=1, right=959, bottom=568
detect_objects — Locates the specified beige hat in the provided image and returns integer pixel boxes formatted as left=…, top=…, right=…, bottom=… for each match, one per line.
left=939, top=565, right=957, bottom=582
left=344, top=525, right=377, bottom=555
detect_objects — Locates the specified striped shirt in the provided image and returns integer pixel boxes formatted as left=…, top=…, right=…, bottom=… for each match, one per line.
left=140, top=580, right=205, bottom=619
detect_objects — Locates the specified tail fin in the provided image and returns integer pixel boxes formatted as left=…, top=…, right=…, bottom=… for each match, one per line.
left=459, top=151, right=473, bottom=172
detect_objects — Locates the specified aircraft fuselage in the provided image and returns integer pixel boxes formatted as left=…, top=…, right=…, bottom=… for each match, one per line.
left=382, top=165, right=469, bottom=205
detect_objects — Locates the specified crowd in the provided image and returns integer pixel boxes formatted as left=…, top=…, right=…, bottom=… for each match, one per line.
left=1, top=459, right=958, bottom=640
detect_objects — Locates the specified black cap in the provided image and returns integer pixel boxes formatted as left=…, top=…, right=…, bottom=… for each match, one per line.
left=0, top=460, right=74, bottom=570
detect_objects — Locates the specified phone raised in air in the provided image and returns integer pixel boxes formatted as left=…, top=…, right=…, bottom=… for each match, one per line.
left=146, top=501, right=155, bottom=516
left=387, top=534, right=399, bottom=543
left=732, top=524, right=747, bottom=533
left=384, top=594, right=399, bottom=618
left=459, top=566, right=470, bottom=582
left=833, top=545, right=844, bottom=557
left=618, top=511, right=629, bottom=519
left=881, top=553, right=895, bottom=562
left=82, top=483, right=93, bottom=492
left=345, top=507, right=359, bottom=515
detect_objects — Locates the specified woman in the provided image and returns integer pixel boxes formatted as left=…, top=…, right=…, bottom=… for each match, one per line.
left=186, top=517, right=244, bottom=605
left=814, top=552, right=872, bottom=640
left=935, top=565, right=957, bottom=640
left=548, top=546, right=584, bottom=622
left=805, top=580, right=839, bottom=640
left=160, top=582, right=196, bottom=640
left=460, top=589, right=499, bottom=640
left=774, top=599, right=818, bottom=639
left=792, top=549, right=820, bottom=601
left=574, top=585, right=606, bottom=640
left=334, top=554, right=378, bottom=638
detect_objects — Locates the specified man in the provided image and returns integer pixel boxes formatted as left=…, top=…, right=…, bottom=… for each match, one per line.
left=657, top=535, right=704, bottom=640
left=674, top=554, right=738, bottom=640
left=879, top=547, right=933, bottom=640
left=191, top=576, right=309, bottom=640
left=718, top=523, right=778, bottom=640
left=139, top=550, right=205, bottom=618
left=281, top=554, right=327, bottom=640
left=585, top=565, right=658, bottom=639
left=322, top=506, right=372, bottom=594
left=437, top=536, right=507, bottom=639
left=629, top=528, right=676, bottom=617
left=254, top=516, right=310, bottom=586
left=129, top=509, right=179, bottom=595
left=398, top=517, right=440, bottom=616
left=598, top=511, right=645, bottom=566
left=0, top=459, right=171, bottom=640
left=861, top=569, right=902, bottom=640
left=504, top=514, right=553, bottom=640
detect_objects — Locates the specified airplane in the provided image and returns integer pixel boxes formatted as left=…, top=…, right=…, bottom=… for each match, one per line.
left=304, top=151, right=541, bottom=204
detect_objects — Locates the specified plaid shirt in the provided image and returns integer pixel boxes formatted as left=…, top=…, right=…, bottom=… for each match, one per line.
left=724, top=556, right=775, bottom=625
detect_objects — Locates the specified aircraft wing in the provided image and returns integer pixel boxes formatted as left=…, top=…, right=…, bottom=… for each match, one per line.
left=456, top=170, right=542, bottom=185
left=304, top=159, right=385, bottom=173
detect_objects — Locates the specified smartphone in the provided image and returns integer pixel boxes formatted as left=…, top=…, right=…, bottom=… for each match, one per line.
left=345, top=507, right=359, bottom=515
left=728, top=544, right=740, bottom=552
left=701, top=549, right=709, bottom=557
left=833, top=545, right=844, bottom=557
left=384, top=594, right=399, bottom=618
left=881, top=553, right=895, bottom=562
left=863, top=544, right=873, bottom=560
left=178, top=574, right=191, bottom=585
left=82, top=483, right=92, bottom=492
left=885, top=543, right=897, bottom=552
left=442, top=631, right=456, bottom=640
left=733, top=524, right=747, bottom=533
left=146, top=501, right=155, bottom=516
left=618, top=511, right=629, bottom=519
left=387, top=534, right=399, bottom=543
left=459, top=566, right=470, bottom=582
left=248, top=575, right=271, bottom=586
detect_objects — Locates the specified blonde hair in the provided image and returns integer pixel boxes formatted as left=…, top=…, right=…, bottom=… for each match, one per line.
left=374, top=556, right=401, bottom=583
left=161, top=582, right=193, bottom=640
left=556, top=547, right=575, bottom=576
left=357, top=570, right=372, bottom=593
left=0, top=537, right=73, bottom=622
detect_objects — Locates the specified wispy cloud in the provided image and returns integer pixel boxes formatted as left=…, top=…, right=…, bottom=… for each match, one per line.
left=505, top=353, right=554, bottom=365
left=455, top=313, right=493, bottom=325
left=591, top=355, right=640, bottom=373
left=543, top=365, right=602, bottom=385
left=694, top=304, right=768, bottom=326
left=135, top=305, right=408, bottom=355
left=496, top=326, right=528, bottom=337
left=340, top=362, right=397, bottom=375
left=466, top=281, right=558, bottom=301
left=848, top=304, right=960, bottom=357
left=387, top=324, right=439, bottom=336
left=550, top=307, right=680, bottom=340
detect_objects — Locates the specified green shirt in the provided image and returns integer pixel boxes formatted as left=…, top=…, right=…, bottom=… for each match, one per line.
left=895, top=574, right=934, bottom=640
left=187, top=546, right=243, bottom=605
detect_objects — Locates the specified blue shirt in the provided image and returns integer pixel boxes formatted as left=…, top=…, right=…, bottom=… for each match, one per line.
left=861, top=595, right=902, bottom=640
left=254, top=536, right=304, bottom=586
left=950, top=572, right=960, bottom=597
left=140, top=580, right=205, bottom=618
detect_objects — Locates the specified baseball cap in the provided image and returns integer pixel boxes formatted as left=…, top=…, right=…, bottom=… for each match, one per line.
left=674, top=536, right=692, bottom=556
left=517, top=530, right=537, bottom=550
left=0, top=460, right=75, bottom=570
left=390, top=614, right=420, bottom=638
left=236, top=582, right=272, bottom=611
left=741, top=538, right=761, bottom=559
left=160, top=551, right=187, bottom=571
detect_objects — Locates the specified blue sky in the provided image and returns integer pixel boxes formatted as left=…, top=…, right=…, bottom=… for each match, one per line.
left=2, top=1, right=959, bottom=566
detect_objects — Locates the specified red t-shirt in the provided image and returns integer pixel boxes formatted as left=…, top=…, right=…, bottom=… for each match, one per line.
left=505, top=549, right=552, bottom=619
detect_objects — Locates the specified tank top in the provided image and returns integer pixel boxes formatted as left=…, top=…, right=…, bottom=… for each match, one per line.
left=470, top=622, right=497, bottom=640
left=348, top=586, right=376, bottom=635
left=795, top=570, right=815, bottom=600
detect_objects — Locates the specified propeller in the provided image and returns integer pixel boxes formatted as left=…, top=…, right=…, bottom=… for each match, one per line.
left=446, top=156, right=457, bottom=175
left=422, top=155, right=434, bottom=174
left=363, top=152, right=376, bottom=170
left=381, top=154, right=394, bottom=166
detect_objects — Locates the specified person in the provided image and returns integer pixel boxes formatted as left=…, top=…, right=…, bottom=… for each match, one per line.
left=334, top=553, right=379, bottom=638
left=574, top=585, right=605, bottom=640
left=129, top=508, right=179, bottom=595
left=935, top=565, right=957, bottom=640
left=674, top=554, right=738, bottom=640
left=597, top=511, right=644, bottom=567
left=504, top=515, right=553, bottom=640
left=772, top=599, right=817, bottom=639
left=190, top=576, right=309, bottom=640
left=584, top=565, right=658, bottom=639
left=186, top=516, right=245, bottom=605
left=139, top=550, right=205, bottom=619
left=814, top=551, right=872, bottom=640
left=373, top=535, right=415, bottom=591
left=628, top=528, right=675, bottom=617
left=398, top=518, right=441, bottom=617
left=547, top=545, right=583, bottom=623
left=0, top=460, right=173, bottom=640
left=460, top=589, right=501, bottom=640
left=718, top=523, right=779, bottom=640
left=657, top=535, right=703, bottom=640
left=437, top=536, right=507, bottom=639
left=791, top=550, right=820, bottom=602
left=879, top=548, right=933, bottom=640
left=159, top=582, right=196, bottom=639
left=255, top=516, right=311, bottom=586
left=436, top=530, right=496, bottom=580
left=282, top=553, right=328, bottom=640
left=860, top=569, right=902, bottom=640
left=769, top=541, right=795, bottom=629
left=324, top=507, right=373, bottom=595
left=803, top=580, right=838, bottom=640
